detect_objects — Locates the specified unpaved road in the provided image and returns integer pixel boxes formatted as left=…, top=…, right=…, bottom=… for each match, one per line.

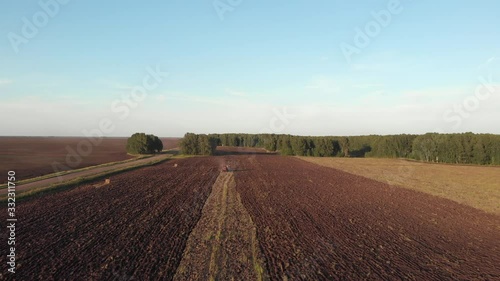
left=0, top=153, right=172, bottom=196
left=175, top=172, right=268, bottom=281
left=0, top=137, right=180, bottom=183
left=1, top=149, right=499, bottom=280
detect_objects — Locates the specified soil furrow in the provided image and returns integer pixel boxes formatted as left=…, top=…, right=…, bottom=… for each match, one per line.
left=233, top=154, right=500, bottom=280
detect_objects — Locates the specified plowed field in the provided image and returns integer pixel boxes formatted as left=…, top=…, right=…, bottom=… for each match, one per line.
left=0, top=157, right=218, bottom=280
left=2, top=149, right=499, bottom=280
left=234, top=154, right=500, bottom=280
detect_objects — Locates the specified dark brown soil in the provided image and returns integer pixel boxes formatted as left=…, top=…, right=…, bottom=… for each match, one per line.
left=0, top=137, right=180, bottom=182
left=0, top=157, right=217, bottom=280
left=232, top=154, right=500, bottom=280
left=1, top=147, right=498, bottom=280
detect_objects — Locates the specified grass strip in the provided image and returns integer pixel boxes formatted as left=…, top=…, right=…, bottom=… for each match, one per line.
left=0, top=155, right=183, bottom=203
left=0, top=155, right=153, bottom=189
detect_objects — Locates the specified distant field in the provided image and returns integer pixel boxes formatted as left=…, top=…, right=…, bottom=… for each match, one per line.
left=299, top=157, right=500, bottom=215
left=0, top=137, right=180, bottom=182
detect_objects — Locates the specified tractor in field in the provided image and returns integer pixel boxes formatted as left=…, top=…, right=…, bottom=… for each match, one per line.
left=222, top=165, right=232, bottom=172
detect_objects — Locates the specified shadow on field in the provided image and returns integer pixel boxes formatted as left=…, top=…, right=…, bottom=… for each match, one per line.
left=227, top=169, right=253, bottom=172
left=162, top=149, right=180, bottom=155
left=215, top=147, right=277, bottom=156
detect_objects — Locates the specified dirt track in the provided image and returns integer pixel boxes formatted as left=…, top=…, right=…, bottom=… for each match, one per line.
left=1, top=149, right=499, bottom=280
left=0, top=157, right=218, bottom=280
left=0, top=137, right=179, bottom=183
left=175, top=172, right=268, bottom=281
left=233, top=154, right=500, bottom=280
left=0, top=153, right=172, bottom=196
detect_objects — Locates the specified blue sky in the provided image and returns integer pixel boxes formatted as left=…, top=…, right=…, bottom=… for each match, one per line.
left=1, top=0, right=499, bottom=137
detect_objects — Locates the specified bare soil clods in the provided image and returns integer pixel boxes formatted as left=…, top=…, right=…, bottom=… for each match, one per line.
left=0, top=157, right=217, bottom=280
left=233, top=155, right=500, bottom=280
left=1, top=148, right=499, bottom=280
left=300, top=156, right=500, bottom=215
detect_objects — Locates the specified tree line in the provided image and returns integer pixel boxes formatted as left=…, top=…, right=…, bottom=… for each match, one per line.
left=179, top=132, right=500, bottom=165
left=180, top=133, right=218, bottom=155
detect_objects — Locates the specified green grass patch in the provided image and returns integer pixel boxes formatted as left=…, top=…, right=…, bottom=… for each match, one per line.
left=0, top=155, right=153, bottom=189
left=0, top=155, right=175, bottom=203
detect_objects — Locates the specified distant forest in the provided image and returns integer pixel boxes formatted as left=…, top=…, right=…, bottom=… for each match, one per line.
left=180, top=132, right=500, bottom=165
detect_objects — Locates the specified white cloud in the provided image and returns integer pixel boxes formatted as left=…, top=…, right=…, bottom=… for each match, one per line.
left=113, top=83, right=134, bottom=91
left=162, top=93, right=241, bottom=107
left=398, top=83, right=500, bottom=106
left=96, top=79, right=134, bottom=91
left=0, top=79, right=13, bottom=85
left=358, top=90, right=387, bottom=105
left=477, top=56, right=500, bottom=70
left=305, top=75, right=340, bottom=94
left=352, top=83, right=384, bottom=89
left=153, top=94, right=167, bottom=102
left=3, top=83, right=499, bottom=137
left=0, top=96, right=110, bottom=136
left=225, top=89, right=248, bottom=97
left=283, top=99, right=500, bottom=136
left=350, top=63, right=386, bottom=72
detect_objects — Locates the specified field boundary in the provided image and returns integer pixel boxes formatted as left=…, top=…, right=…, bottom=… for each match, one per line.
left=0, top=154, right=182, bottom=202
left=174, top=172, right=268, bottom=281
left=0, top=154, right=154, bottom=189
left=298, top=156, right=500, bottom=215
left=398, top=157, right=500, bottom=168
left=0, top=146, right=181, bottom=189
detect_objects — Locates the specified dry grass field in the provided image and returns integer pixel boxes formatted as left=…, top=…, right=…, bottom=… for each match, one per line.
left=299, top=157, right=500, bottom=216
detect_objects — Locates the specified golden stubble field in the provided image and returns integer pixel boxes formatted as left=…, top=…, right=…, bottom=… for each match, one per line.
left=299, top=157, right=500, bottom=216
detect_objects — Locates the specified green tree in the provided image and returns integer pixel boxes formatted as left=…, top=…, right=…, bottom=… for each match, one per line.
left=198, top=134, right=218, bottom=155
left=149, top=134, right=163, bottom=153
left=180, top=133, right=199, bottom=155
left=279, top=135, right=294, bottom=155
left=126, top=133, right=163, bottom=154
left=339, top=137, right=350, bottom=157
left=263, top=134, right=278, bottom=151
left=180, top=133, right=218, bottom=155
left=291, top=137, right=308, bottom=156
